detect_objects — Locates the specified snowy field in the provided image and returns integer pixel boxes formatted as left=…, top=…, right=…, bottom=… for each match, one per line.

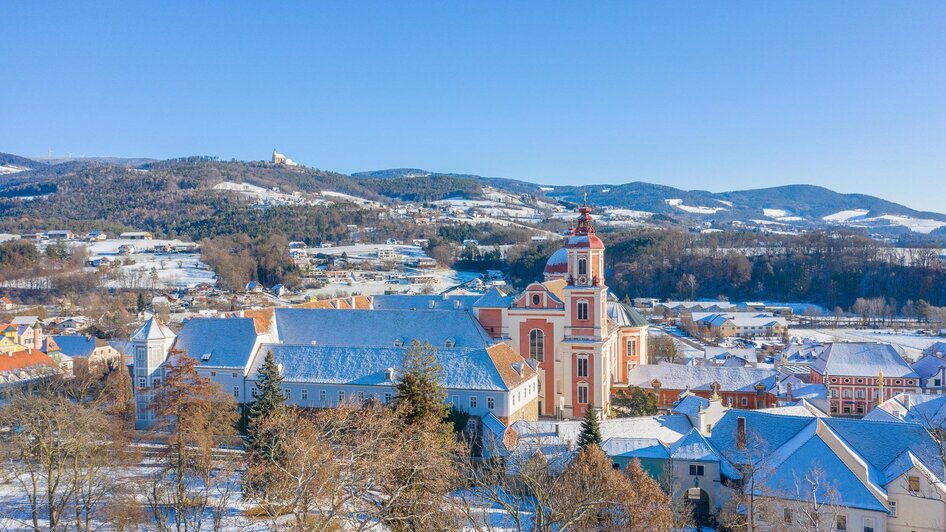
left=664, top=198, right=727, bottom=214
left=792, top=328, right=945, bottom=359
left=70, top=239, right=216, bottom=290
left=821, top=209, right=946, bottom=234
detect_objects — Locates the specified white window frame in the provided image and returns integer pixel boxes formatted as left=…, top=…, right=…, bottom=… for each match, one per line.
left=577, top=384, right=588, bottom=404
left=487, top=396, right=495, bottom=410
left=577, top=356, right=589, bottom=378
left=577, top=300, right=589, bottom=321
left=470, top=395, right=477, bottom=409
left=301, top=389, right=308, bottom=401
left=529, top=328, right=545, bottom=362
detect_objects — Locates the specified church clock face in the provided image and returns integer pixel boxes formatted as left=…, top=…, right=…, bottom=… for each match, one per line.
left=577, top=274, right=588, bottom=285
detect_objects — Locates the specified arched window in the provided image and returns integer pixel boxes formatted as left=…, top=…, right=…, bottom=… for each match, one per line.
left=529, top=329, right=545, bottom=362
left=578, top=257, right=588, bottom=276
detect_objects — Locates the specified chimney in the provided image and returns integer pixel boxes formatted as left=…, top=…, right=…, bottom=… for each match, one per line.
left=787, top=383, right=793, bottom=402
left=737, top=416, right=747, bottom=450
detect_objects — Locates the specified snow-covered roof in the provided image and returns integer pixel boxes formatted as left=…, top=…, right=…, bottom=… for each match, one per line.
left=543, top=247, right=569, bottom=274
left=601, top=437, right=669, bottom=460
left=606, top=301, right=648, bottom=328
left=371, top=293, right=480, bottom=311
left=864, top=393, right=946, bottom=429
left=627, top=363, right=779, bottom=393
left=273, top=308, right=492, bottom=348
left=130, top=317, right=175, bottom=341
left=250, top=343, right=531, bottom=391
left=174, top=317, right=258, bottom=368
left=670, top=428, right=743, bottom=479
left=911, top=354, right=946, bottom=382
left=810, top=342, right=917, bottom=378
left=671, top=394, right=709, bottom=417
left=750, top=421, right=888, bottom=512
left=49, top=335, right=102, bottom=358
left=472, top=287, right=514, bottom=309
left=710, top=410, right=945, bottom=486
left=512, top=414, right=693, bottom=448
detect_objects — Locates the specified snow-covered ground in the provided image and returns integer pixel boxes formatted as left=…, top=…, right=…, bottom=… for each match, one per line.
left=67, top=239, right=216, bottom=290
left=792, top=328, right=945, bottom=359
left=665, top=198, right=727, bottom=215
left=0, top=164, right=28, bottom=175
left=822, top=209, right=870, bottom=222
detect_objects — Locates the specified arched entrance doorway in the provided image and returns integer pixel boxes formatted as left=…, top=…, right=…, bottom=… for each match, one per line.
left=686, top=487, right=710, bottom=527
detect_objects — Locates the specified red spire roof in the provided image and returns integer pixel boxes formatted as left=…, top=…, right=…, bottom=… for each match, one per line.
left=565, top=200, right=604, bottom=249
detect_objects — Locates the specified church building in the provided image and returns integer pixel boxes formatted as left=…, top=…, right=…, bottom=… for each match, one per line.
left=473, top=203, right=649, bottom=418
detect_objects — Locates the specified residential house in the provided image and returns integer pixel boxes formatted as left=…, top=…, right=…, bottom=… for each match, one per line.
left=810, top=343, right=920, bottom=416
left=709, top=410, right=946, bottom=532
left=47, top=335, right=122, bottom=368
left=0, top=349, right=60, bottom=401
left=120, top=231, right=153, bottom=240
left=689, top=311, right=788, bottom=339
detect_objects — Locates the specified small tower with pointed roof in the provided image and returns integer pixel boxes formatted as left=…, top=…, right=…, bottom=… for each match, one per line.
left=130, top=316, right=176, bottom=428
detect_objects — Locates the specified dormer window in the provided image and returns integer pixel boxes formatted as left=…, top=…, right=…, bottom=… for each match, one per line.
left=394, top=338, right=403, bottom=347
left=532, top=294, right=541, bottom=306
left=444, top=338, right=455, bottom=348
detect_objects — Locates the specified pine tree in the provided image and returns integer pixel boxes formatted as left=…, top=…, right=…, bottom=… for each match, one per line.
left=393, top=340, right=448, bottom=426
left=576, top=403, right=603, bottom=449
left=247, top=351, right=285, bottom=448
left=136, top=292, right=146, bottom=314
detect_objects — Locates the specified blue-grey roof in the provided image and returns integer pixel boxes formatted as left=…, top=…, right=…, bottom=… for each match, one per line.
left=174, top=317, right=258, bottom=368
left=251, top=344, right=513, bottom=391
left=473, top=287, right=514, bottom=309
left=671, top=394, right=709, bottom=417
left=372, top=294, right=481, bottom=311
left=752, top=424, right=888, bottom=512
left=49, top=335, right=99, bottom=358
left=273, top=308, right=492, bottom=348
left=602, top=437, right=669, bottom=460
left=670, top=428, right=743, bottom=480
left=131, top=317, right=175, bottom=341
left=912, top=354, right=946, bottom=382
left=711, top=409, right=946, bottom=482
left=810, top=342, right=917, bottom=378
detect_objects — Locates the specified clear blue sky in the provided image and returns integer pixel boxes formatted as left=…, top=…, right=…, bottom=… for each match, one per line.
left=3, top=2, right=946, bottom=212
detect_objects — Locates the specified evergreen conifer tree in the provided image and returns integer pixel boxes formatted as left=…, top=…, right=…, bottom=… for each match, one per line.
left=576, top=403, right=603, bottom=449
left=393, top=340, right=448, bottom=426
left=247, top=351, right=285, bottom=447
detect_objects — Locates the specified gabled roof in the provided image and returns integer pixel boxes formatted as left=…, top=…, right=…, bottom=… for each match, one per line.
left=911, top=354, right=946, bottom=381
left=864, top=393, right=946, bottom=428
left=810, top=342, right=916, bottom=378
left=670, top=428, right=743, bottom=480
left=485, top=343, right=538, bottom=389
left=273, top=308, right=492, bottom=349
left=473, top=287, right=514, bottom=309
left=131, top=317, right=175, bottom=341
left=671, top=394, right=710, bottom=417
left=251, top=344, right=529, bottom=391
left=11, top=316, right=39, bottom=327
left=0, top=348, right=59, bottom=375
left=173, top=317, right=258, bottom=368
left=751, top=421, right=889, bottom=513
left=50, top=335, right=104, bottom=358
left=627, top=363, right=779, bottom=393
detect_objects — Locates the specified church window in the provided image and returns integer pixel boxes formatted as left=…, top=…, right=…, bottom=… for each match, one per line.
left=577, top=301, right=589, bottom=321
left=529, top=329, right=545, bottom=362
left=577, top=384, right=589, bottom=404
left=577, top=356, right=588, bottom=378
left=532, top=294, right=541, bottom=306
left=578, top=257, right=588, bottom=275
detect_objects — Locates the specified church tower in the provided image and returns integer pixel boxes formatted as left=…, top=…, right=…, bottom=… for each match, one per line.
left=560, top=199, right=610, bottom=418
left=564, top=201, right=608, bottom=339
